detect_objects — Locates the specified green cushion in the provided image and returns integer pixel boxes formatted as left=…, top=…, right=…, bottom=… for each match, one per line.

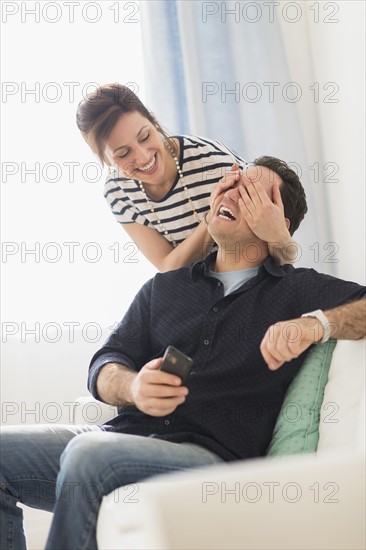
left=266, top=339, right=337, bottom=456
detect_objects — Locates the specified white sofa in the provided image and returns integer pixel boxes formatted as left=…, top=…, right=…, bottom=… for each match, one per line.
left=2, top=337, right=364, bottom=549
left=71, top=339, right=365, bottom=550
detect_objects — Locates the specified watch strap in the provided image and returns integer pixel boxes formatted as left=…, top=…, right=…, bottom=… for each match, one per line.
left=301, top=309, right=331, bottom=343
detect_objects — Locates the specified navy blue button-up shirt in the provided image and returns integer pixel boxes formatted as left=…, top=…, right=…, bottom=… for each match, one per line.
left=88, top=255, right=365, bottom=461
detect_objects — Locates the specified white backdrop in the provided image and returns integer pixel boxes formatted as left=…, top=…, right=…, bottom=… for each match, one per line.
left=1, top=2, right=154, bottom=428
left=279, top=1, right=365, bottom=283
left=1, top=2, right=155, bottom=332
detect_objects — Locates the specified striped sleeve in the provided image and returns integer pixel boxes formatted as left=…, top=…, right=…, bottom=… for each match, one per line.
left=104, top=176, right=149, bottom=225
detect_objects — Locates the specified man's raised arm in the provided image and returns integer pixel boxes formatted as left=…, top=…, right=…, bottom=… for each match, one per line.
left=260, top=299, right=366, bottom=371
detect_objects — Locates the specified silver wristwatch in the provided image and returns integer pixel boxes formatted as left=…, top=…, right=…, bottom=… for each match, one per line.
left=301, top=309, right=331, bottom=343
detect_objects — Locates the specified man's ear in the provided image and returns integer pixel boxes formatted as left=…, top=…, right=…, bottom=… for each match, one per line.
left=284, top=218, right=290, bottom=231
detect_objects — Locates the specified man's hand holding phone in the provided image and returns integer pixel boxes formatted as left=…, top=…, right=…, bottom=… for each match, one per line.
left=129, top=348, right=191, bottom=417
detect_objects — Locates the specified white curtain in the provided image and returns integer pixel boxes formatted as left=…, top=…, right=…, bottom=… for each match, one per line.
left=141, top=0, right=365, bottom=281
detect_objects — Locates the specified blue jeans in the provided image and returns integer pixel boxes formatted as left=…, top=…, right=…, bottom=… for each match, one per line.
left=0, top=424, right=223, bottom=549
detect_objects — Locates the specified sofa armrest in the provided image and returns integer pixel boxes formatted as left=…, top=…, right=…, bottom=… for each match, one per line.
left=97, top=451, right=365, bottom=550
left=318, top=339, right=366, bottom=453
left=72, top=396, right=118, bottom=425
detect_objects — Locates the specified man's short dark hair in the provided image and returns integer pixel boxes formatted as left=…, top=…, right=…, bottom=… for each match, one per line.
left=253, top=156, right=308, bottom=235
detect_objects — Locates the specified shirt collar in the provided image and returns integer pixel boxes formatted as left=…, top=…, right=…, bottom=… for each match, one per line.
left=260, top=256, right=294, bottom=277
left=190, top=252, right=216, bottom=280
left=191, top=252, right=294, bottom=281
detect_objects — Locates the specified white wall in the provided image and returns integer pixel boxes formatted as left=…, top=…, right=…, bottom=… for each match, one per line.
left=1, top=4, right=153, bottom=331
left=307, top=1, right=365, bottom=283
left=278, top=0, right=365, bottom=282
left=1, top=4, right=153, bottom=424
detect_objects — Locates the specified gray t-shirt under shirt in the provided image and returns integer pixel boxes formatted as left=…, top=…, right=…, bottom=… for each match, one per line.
left=208, top=266, right=259, bottom=296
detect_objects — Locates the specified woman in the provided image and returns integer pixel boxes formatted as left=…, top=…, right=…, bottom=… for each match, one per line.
left=76, top=83, right=295, bottom=271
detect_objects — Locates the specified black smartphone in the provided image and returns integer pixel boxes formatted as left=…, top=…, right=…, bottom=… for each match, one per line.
left=159, top=345, right=193, bottom=384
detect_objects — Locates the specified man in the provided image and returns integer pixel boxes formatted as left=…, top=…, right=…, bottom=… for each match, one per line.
left=1, top=157, right=365, bottom=550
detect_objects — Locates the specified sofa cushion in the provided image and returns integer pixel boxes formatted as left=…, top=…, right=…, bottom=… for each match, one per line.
left=266, top=339, right=337, bottom=456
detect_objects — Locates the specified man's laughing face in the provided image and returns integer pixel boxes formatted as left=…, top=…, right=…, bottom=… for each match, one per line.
left=208, top=165, right=282, bottom=244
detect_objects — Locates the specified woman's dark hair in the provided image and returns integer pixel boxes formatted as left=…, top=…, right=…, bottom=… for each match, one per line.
left=253, top=156, right=308, bottom=235
left=76, top=83, right=176, bottom=166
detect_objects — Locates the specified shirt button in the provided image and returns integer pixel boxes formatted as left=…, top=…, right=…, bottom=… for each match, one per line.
left=213, top=306, right=218, bottom=312
left=203, top=339, right=210, bottom=346
left=164, top=420, right=170, bottom=426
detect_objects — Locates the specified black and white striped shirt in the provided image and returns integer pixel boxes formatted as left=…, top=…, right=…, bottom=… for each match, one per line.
left=104, top=135, right=246, bottom=245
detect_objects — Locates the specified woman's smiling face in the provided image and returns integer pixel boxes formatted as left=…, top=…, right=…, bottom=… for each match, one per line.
left=104, top=111, right=170, bottom=184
